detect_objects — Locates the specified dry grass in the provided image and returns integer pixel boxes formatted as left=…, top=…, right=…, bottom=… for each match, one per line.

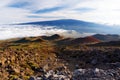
left=0, top=36, right=120, bottom=79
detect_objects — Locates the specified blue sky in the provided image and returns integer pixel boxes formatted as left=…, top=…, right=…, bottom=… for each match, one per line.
left=0, top=0, right=120, bottom=24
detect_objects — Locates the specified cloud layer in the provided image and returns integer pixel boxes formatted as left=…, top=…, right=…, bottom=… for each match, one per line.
left=0, top=0, right=120, bottom=24
left=0, top=25, right=94, bottom=40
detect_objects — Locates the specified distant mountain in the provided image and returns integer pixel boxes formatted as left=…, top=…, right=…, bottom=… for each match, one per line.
left=19, top=19, right=120, bottom=34
left=93, top=34, right=120, bottom=42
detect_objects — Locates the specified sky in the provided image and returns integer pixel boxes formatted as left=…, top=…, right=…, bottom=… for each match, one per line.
left=0, top=0, right=120, bottom=24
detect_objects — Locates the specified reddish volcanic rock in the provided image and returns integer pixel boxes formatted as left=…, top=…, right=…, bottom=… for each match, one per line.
left=70, top=36, right=101, bottom=44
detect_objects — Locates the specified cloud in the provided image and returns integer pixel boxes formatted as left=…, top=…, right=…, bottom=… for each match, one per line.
left=74, top=8, right=95, bottom=13
left=0, top=0, right=120, bottom=24
left=8, top=1, right=30, bottom=8
left=27, top=15, right=65, bottom=19
left=34, top=6, right=65, bottom=14
left=0, top=25, right=94, bottom=40
left=0, top=0, right=12, bottom=7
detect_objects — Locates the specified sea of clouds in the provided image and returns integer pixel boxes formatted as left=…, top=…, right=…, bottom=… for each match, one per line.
left=0, top=25, right=94, bottom=40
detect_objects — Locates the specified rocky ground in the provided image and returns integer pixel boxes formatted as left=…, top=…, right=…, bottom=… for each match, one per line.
left=28, top=68, right=120, bottom=80
left=0, top=35, right=120, bottom=80
left=28, top=47, right=120, bottom=80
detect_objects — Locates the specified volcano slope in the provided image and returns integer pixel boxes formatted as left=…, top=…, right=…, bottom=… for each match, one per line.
left=0, top=34, right=120, bottom=80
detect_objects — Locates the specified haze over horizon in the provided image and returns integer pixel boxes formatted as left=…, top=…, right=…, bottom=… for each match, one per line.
left=1, top=0, right=120, bottom=25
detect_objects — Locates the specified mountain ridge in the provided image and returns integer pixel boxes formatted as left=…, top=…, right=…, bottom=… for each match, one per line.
left=18, top=19, right=120, bottom=34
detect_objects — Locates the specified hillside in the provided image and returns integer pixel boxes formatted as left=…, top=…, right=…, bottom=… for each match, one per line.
left=91, top=40, right=120, bottom=46
left=0, top=34, right=120, bottom=80
left=56, top=36, right=100, bottom=45
left=41, top=34, right=62, bottom=41
left=93, top=34, right=120, bottom=42
left=70, top=36, right=101, bottom=44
